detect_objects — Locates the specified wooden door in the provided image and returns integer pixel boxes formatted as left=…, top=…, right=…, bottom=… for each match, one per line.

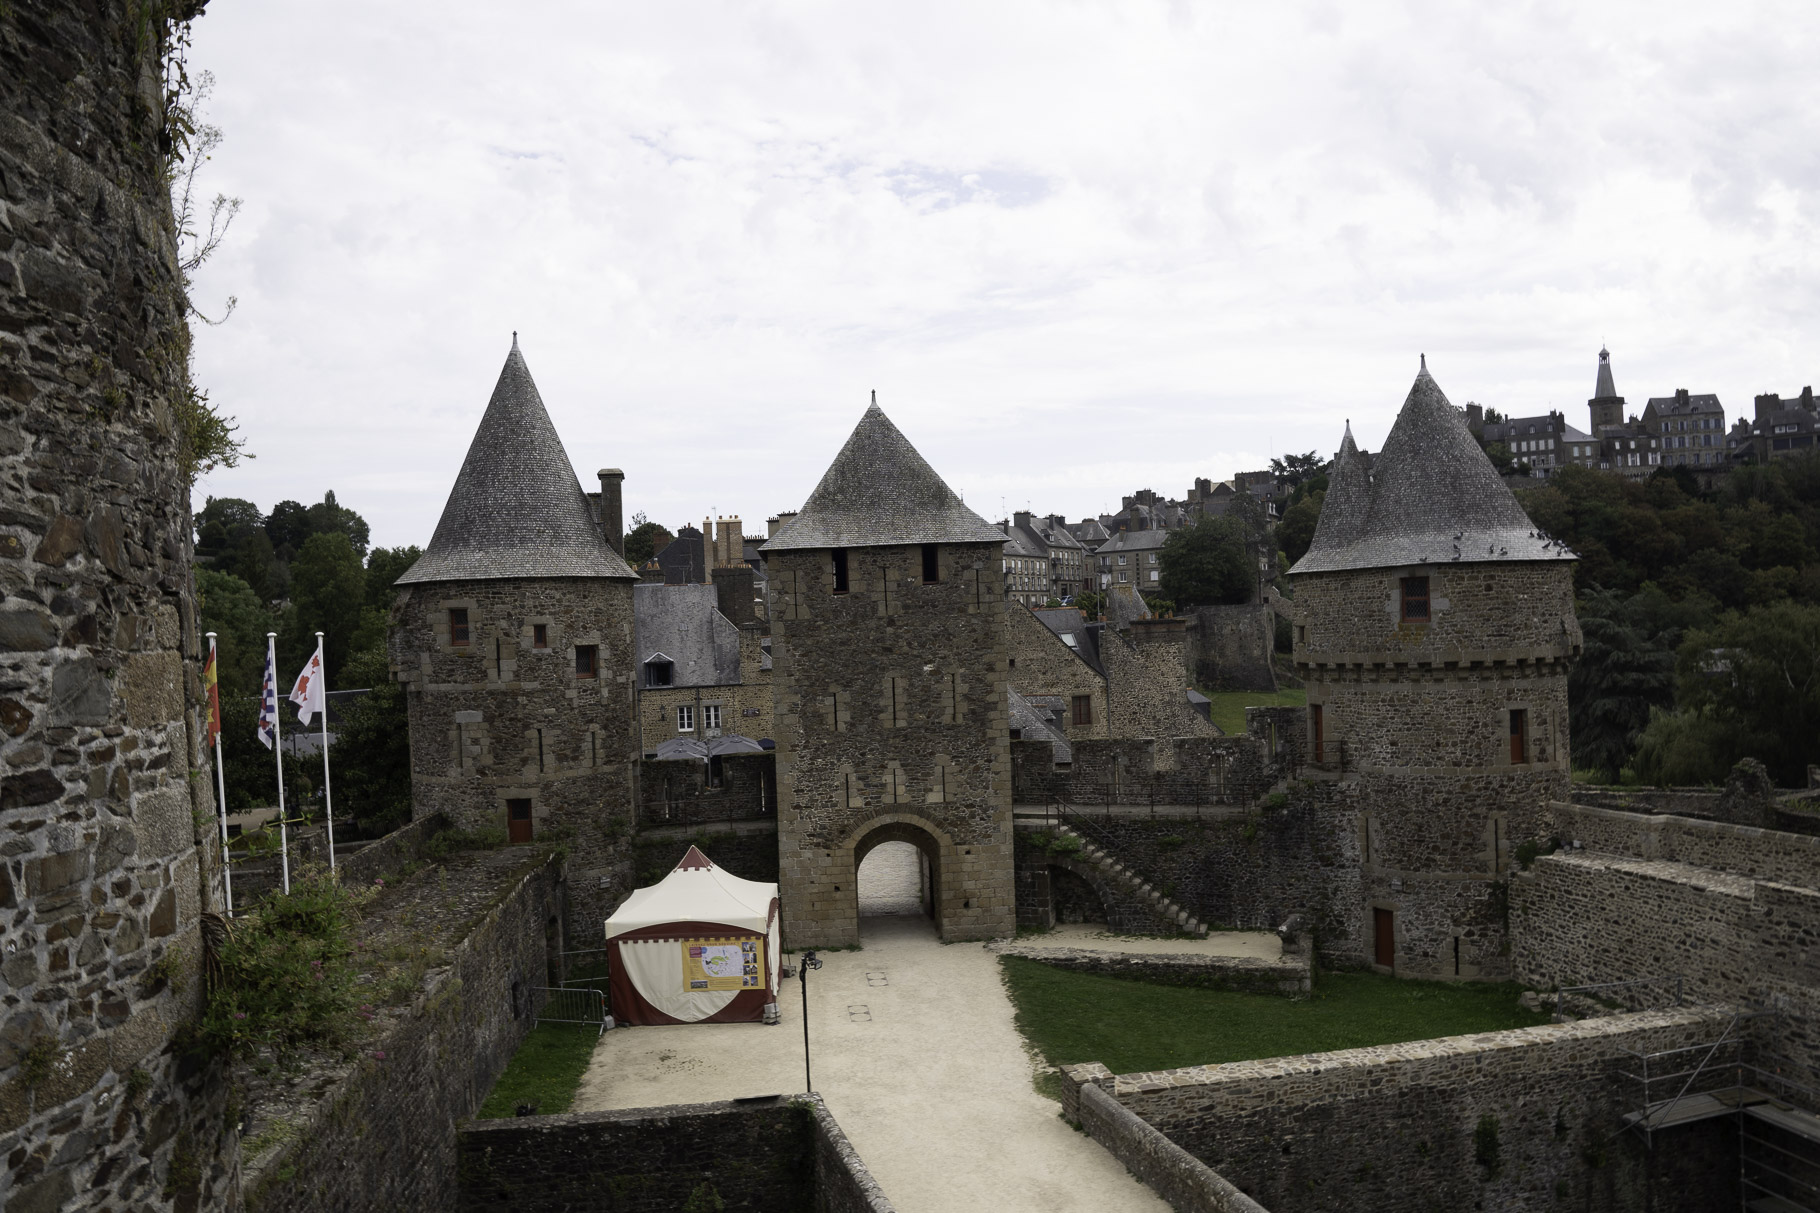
left=507, top=798, right=533, bottom=843
left=1373, top=908, right=1394, bottom=968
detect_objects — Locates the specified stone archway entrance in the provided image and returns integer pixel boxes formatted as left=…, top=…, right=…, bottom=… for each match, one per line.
left=854, top=820, right=943, bottom=937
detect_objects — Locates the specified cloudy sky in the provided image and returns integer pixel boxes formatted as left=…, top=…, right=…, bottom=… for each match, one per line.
left=186, top=1, right=1820, bottom=551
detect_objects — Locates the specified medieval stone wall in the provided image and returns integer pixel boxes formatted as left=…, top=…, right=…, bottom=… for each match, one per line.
left=390, top=577, right=635, bottom=927
left=1103, top=619, right=1216, bottom=742
left=1186, top=604, right=1276, bottom=694
left=1290, top=562, right=1581, bottom=662
left=637, top=752, right=775, bottom=829
left=0, top=3, right=238, bottom=1209
left=1064, top=1007, right=1740, bottom=1213
left=455, top=1095, right=893, bottom=1213
left=632, top=820, right=779, bottom=888
left=1546, top=800, right=1820, bottom=887
left=246, top=854, right=562, bottom=1213
left=769, top=542, right=1013, bottom=945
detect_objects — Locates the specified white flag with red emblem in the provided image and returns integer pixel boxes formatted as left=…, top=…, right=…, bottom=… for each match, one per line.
left=288, top=637, right=327, bottom=727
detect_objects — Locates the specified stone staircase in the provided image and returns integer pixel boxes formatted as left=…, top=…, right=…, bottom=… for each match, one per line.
left=1050, top=821, right=1210, bottom=938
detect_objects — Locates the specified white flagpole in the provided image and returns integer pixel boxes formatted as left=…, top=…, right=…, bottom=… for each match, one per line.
left=317, top=632, right=336, bottom=875
left=207, top=633, right=234, bottom=917
left=268, top=632, right=290, bottom=894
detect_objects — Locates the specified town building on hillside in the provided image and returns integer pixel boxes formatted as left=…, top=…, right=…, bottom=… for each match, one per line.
left=1000, top=520, right=1049, bottom=606
left=1735, top=385, right=1819, bottom=464
left=1067, top=516, right=1112, bottom=548
left=1010, top=511, right=1090, bottom=600
left=1584, top=347, right=1663, bottom=480
left=1642, top=388, right=1727, bottom=483
left=1096, top=527, right=1168, bottom=591
left=1469, top=407, right=1597, bottom=478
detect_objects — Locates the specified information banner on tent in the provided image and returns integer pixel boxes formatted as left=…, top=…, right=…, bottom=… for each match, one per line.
left=681, top=937, right=764, bottom=991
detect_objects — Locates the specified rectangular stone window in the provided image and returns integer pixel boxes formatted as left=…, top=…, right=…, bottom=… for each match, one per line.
left=922, top=544, right=940, bottom=583
left=1311, top=703, right=1324, bottom=763
left=533, top=623, right=548, bottom=649
left=1509, top=708, right=1528, bottom=764
left=575, top=645, right=598, bottom=679
left=1072, top=694, right=1092, bottom=727
left=449, top=608, right=470, bottom=646
left=1400, top=576, right=1429, bottom=622
left=833, top=548, right=850, bottom=593
left=677, top=704, right=694, bottom=732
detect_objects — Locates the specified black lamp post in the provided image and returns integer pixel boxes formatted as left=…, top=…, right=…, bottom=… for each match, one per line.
left=798, top=950, right=822, bottom=1093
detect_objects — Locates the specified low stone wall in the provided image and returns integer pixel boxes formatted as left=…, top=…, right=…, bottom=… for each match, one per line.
left=1078, top=1083, right=1268, bottom=1213
left=339, top=811, right=450, bottom=887
left=1548, top=801, right=1820, bottom=887
left=993, top=943, right=1310, bottom=996
left=1063, top=1008, right=1740, bottom=1213
left=456, top=1094, right=893, bottom=1212
left=244, top=853, right=563, bottom=1212
left=634, top=819, right=780, bottom=888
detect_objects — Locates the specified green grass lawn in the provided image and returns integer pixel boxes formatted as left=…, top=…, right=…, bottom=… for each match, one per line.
left=476, top=1023, right=601, bottom=1118
left=1001, top=958, right=1547, bottom=1076
left=1200, top=687, right=1306, bottom=735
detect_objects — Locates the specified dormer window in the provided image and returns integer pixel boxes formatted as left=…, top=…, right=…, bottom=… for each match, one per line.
left=644, top=656, right=674, bottom=687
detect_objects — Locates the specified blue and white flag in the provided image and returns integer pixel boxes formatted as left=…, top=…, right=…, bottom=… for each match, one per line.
left=257, top=637, right=280, bottom=750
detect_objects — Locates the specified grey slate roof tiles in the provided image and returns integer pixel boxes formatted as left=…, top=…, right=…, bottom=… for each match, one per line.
left=1594, top=347, right=1619, bottom=400
left=761, top=402, right=1006, bottom=552
left=1290, top=362, right=1575, bottom=575
left=399, top=338, right=638, bottom=584
left=633, top=583, right=741, bottom=688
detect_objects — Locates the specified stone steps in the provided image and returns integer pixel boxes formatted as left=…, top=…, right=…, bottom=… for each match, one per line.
left=1053, top=823, right=1209, bottom=938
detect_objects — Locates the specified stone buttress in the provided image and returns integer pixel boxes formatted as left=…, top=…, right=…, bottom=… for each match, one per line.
left=763, top=401, right=1015, bottom=945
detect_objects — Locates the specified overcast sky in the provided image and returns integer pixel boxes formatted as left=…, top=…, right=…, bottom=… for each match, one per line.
left=186, top=1, right=1820, bottom=551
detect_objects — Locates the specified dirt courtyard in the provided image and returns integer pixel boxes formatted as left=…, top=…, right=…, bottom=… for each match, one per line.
left=573, top=842, right=1278, bottom=1212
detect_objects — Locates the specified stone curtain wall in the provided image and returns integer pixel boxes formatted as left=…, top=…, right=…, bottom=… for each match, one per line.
left=1012, top=707, right=1302, bottom=808
left=633, top=821, right=780, bottom=888
left=638, top=752, right=776, bottom=828
left=993, top=941, right=1311, bottom=996
left=335, top=812, right=448, bottom=887
left=246, top=854, right=562, bottom=1213
left=1186, top=604, right=1277, bottom=694
left=1065, top=1008, right=1740, bottom=1213
left=1075, top=1084, right=1268, bottom=1213
left=390, top=577, right=636, bottom=929
left=1546, top=801, right=1820, bottom=887
left=1102, top=619, right=1217, bottom=742
left=1, top=3, right=242, bottom=1211
left=456, top=1095, right=895, bottom=1213
left=769, top=542, right=1014, bottom=946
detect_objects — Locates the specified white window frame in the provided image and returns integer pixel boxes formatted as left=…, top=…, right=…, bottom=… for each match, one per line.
left=677, top=705, right=694, bottom=732
left=703, top=704, right=722, bottom=731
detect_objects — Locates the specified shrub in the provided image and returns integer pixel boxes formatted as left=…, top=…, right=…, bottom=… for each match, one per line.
left=426, top=826, right=509, bottom=860
left=200, top=870, right=365, bottom=1060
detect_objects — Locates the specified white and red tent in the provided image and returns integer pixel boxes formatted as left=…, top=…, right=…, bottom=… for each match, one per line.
left=603, top=846, right=781, bottom=1025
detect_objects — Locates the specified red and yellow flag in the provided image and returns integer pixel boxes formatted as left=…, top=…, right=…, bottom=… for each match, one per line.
left=203, top=637, right=221, bottom=745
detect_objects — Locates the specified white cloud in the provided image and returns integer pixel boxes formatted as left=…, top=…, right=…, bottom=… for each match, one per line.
left=186, top=0, right=1820, bottom=545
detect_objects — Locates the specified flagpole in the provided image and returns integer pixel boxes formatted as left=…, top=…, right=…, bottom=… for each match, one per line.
left=269, top=632, right=290, bottom=894
left=206, top=633, right=234, bottom=917
left=317, top=631, right=336, bottom=875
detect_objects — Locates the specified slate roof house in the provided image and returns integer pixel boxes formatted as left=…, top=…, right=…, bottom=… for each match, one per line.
left=633, top=582, right=772, bottom=753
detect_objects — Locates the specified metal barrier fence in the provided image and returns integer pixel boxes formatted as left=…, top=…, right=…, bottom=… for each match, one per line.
left=534, top=986, right=609, bottom=1035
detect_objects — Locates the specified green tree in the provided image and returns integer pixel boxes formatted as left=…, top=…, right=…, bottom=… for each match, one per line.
left=1569, top=587, right=1702, bottom=781
left=218, top=693, right=315, bottom=811
left=1672, top=600, right=1820, bottom=785
left=285, top=532, right=367, bottom=684
left=330, top=647, right=413, bottom=838
left=306, top=490, right=371, bottom=559
left=1268, top=452, right=1325, bottom=490
left=625, top=520, right=673, bottom=566
left=364, top=545, right=422, bottom=612
left=1159, top=515, right=1256, bottom=607
left=1277, top=489, right=1323, bottom=568
left=1631, top=707, right=1743, bottom=787
left=197, top=568, right=273, bottom=697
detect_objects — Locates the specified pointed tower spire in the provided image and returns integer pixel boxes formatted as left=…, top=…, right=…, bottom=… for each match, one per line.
left=399, top=339, right=637, bottom=583
left=1299, top=420, right=1371, bottom=565
left=762, top=400, right=1005, bottom=551
left=1594, top=346, right=1617, bottom=399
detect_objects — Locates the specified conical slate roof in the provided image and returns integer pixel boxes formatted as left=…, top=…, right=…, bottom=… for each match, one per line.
left=761, top=401, right=1005, bottom=552
left=1594, top=347, right=1618, bottom=399
left=398, top=339, right=637, bottom=584
left=1302, top=422, right=1371, bottom=560
left=1289, top=361, right=1574, bottom=574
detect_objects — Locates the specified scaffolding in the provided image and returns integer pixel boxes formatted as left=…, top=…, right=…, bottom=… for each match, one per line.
left=1617, top=1013, right=1820, bottom=1211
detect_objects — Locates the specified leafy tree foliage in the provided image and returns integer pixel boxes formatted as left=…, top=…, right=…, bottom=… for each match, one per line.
left=363, top=545, right=421, bottom=612
left=625, top=520, right=674, bottom=566
left=197, top=568, right=271, bottom=697
left=1268, top=452, right=1325, bottom=489
left=1277, top=489, right=1324, bottom=568
left=332, top=647, right=413, bottom=838
left=1569, top=588, right=1706, bottom=781
left=1159, top=515, right=1256, bottom=607
left=1668, top=600, right=1820, bottom=786
left=284, top=532, right=366, bottom=683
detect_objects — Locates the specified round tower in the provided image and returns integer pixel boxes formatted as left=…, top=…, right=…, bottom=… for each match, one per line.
left=763, top=400, right=1015, bottom=946
left=1289, top=362, right=1581, bottom=979
left=389, top=338, right=640, bottom=928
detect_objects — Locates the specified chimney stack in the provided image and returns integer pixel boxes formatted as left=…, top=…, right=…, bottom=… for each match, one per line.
left=598, top=469, right=624, bottom=556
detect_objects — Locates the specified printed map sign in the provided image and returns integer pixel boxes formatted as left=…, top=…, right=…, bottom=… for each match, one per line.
left=682, top=938, right=764, bottom=991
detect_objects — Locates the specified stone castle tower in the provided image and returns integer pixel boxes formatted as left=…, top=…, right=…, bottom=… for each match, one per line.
left=1289, top=361, right=1580, bottom=979
left=763, top=401, right=1015, bottom=945
left=390, top=339, right=640, bottom=926
left=1589, top=345, right=1625, bottom=432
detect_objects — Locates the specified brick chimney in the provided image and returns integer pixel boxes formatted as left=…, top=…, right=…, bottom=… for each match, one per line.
left=597, top=469, right=624, bottom=556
